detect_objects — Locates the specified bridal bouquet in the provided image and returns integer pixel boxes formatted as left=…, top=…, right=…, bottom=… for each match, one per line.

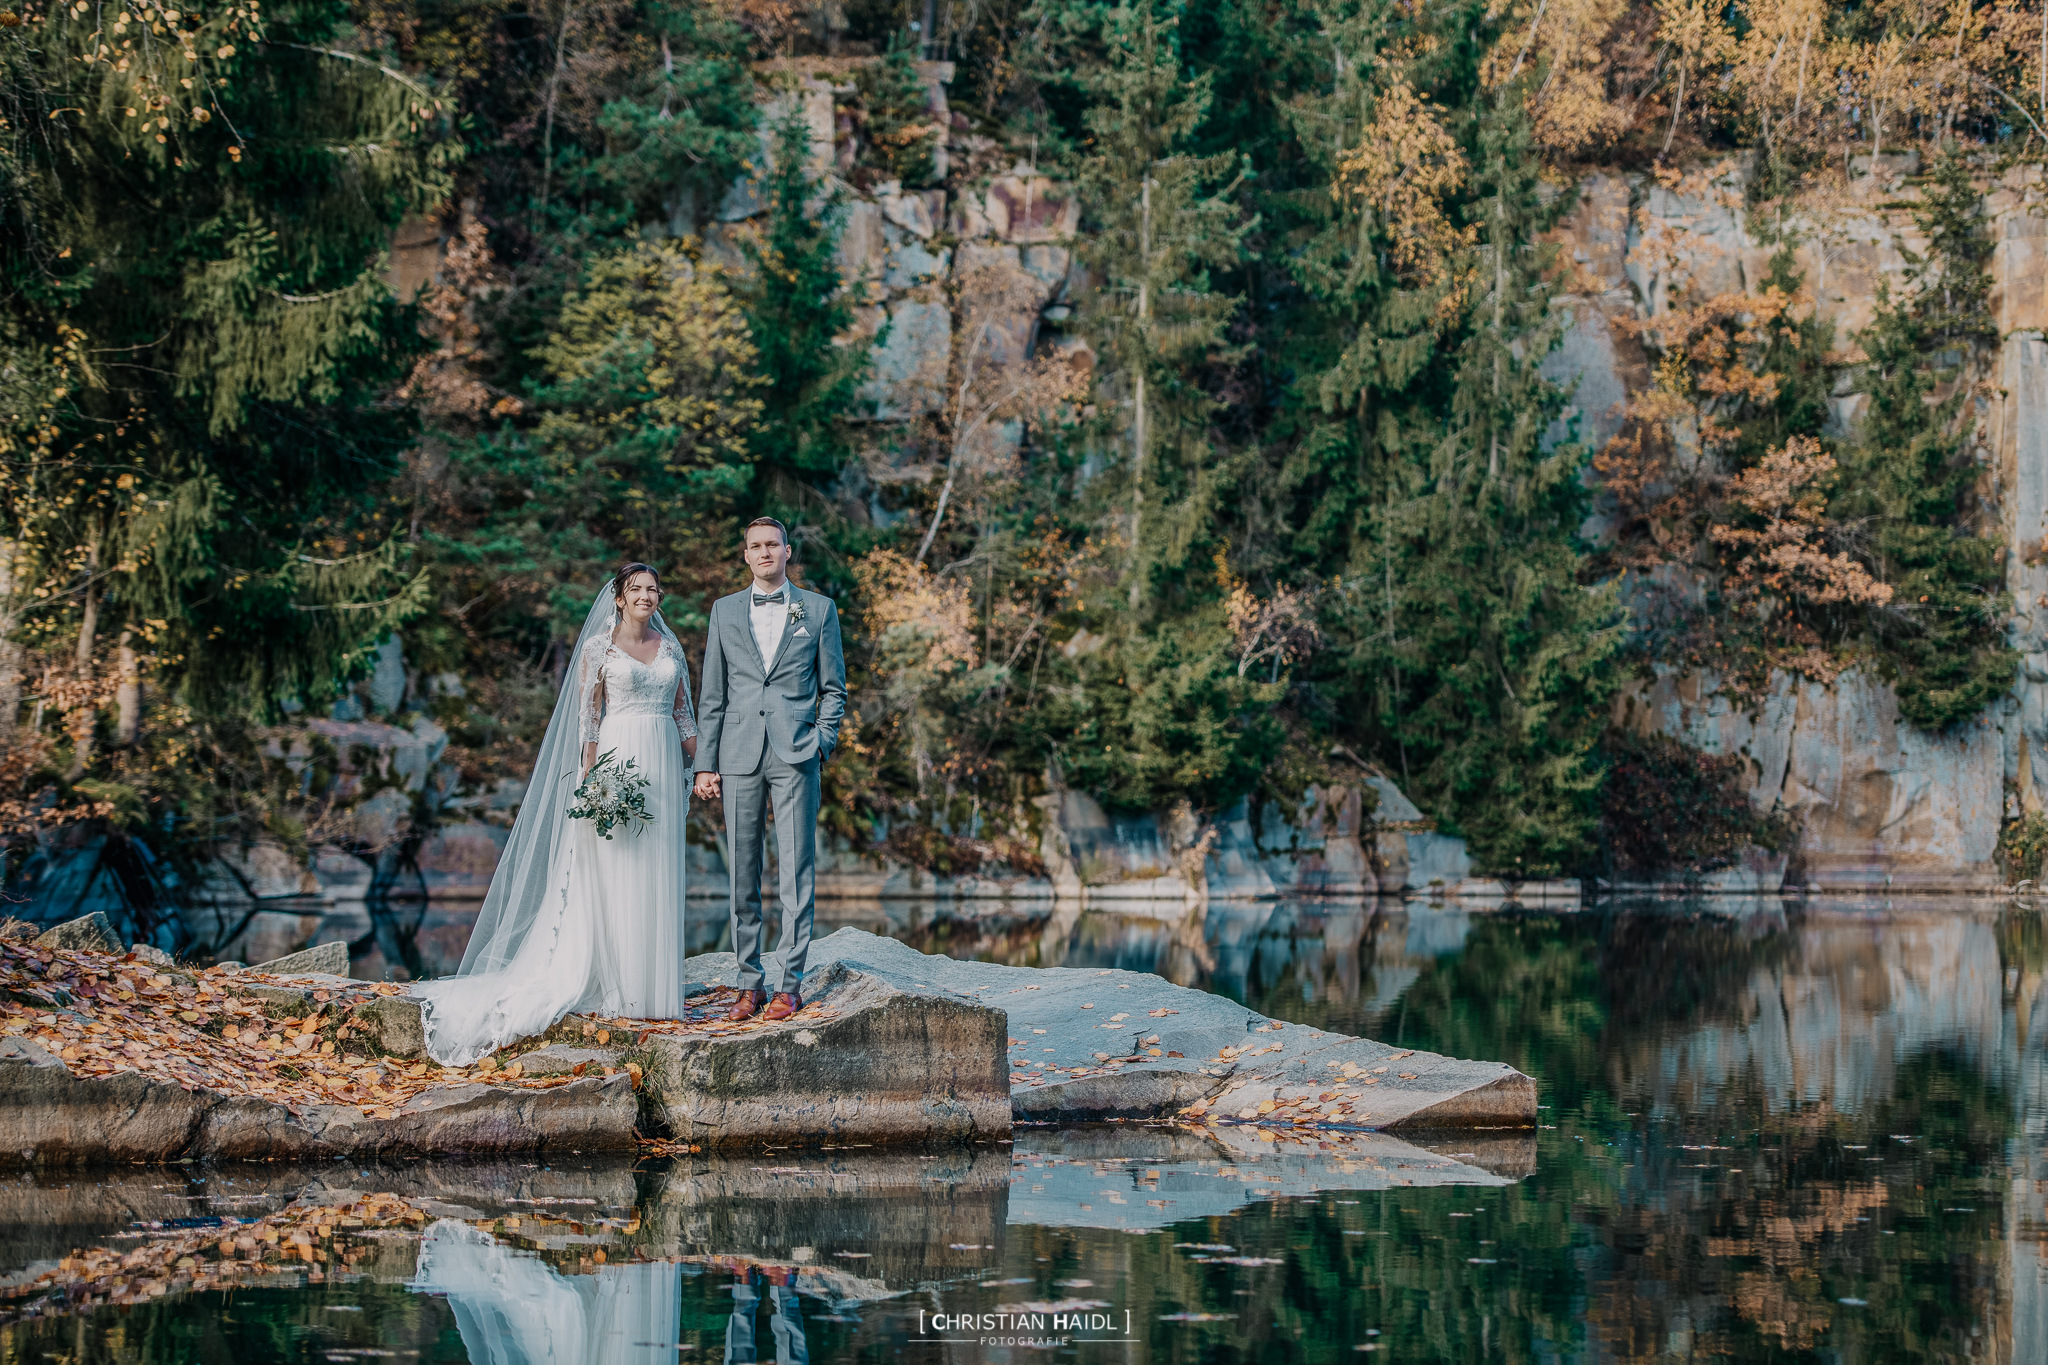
left=569, top=750, right=653, bottom=839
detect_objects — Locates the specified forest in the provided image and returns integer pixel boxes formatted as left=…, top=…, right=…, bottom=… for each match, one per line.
left=0, top=0, right=2043, bottom=911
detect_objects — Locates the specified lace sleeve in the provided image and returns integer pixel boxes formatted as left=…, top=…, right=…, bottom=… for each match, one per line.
left=669, top=640, right=698, bottom=740
left=578, top=638, right=607, bottom=746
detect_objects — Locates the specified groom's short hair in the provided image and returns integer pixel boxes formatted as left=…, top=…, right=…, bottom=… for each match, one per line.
left=745, top=516, right=791, bottom=552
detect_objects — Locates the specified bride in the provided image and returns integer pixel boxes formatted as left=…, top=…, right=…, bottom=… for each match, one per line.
left=413, top=563, right=697, bottom=1067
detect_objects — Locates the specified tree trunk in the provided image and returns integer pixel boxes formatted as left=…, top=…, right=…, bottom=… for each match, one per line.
left=116, top=633, right=140, bottom=747
left=1128, top=175, right=1152, bottom=610
left=0, top=540, right=20, bottom=740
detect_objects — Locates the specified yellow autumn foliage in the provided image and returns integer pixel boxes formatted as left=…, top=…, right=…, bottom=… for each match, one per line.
left=1334, top=80, right=1476, bottom=291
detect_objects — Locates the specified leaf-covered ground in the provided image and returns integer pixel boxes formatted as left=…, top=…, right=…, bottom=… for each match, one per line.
left=0, top=941, right=834, bottom=1119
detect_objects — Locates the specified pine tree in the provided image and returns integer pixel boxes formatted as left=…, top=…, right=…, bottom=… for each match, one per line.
left=1365, top=90, right=1625, bottom=875
left=1268, top=0, right=1428, bottom=571
left=1070, top=0, right=1248, bottom=608
left=742, top=107, right=866, bottom=491
left=0, top=0, right=453, bottom=717
left=1836, top=147, right=2014, bottom=731
left=1018, top=0, right=1288, bottom=816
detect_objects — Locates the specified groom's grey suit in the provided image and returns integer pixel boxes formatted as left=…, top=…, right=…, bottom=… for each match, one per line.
left=694, top=582, right=846, bottom=996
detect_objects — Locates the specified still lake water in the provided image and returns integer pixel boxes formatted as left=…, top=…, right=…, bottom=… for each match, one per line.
left=7, top=894, right=2048, bottom=1363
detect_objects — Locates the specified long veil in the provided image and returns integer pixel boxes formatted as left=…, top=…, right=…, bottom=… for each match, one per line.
left=451, top=586, right=691, bottom=981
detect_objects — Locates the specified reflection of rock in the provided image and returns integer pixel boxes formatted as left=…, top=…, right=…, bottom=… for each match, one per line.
left=636, top=1145, right=1010, bottom=1283
left=1629, top=906, right=2012, bottom=1117
left=201, top=839, right=320, bottom=902
left=415, top=822, right=508, bottom=898
left=1008, top=1126, right=1516, bottom=1230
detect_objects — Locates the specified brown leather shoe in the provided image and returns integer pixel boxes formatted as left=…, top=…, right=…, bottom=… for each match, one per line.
left=761, top=991, right=802, bottom=1022
left=727, top=990, right=763, bottom=1021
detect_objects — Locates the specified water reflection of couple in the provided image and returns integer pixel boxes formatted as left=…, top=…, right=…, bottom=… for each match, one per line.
left=412, top=1220, right=811, bottom=1365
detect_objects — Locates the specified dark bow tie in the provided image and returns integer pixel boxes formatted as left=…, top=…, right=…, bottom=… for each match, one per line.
left=752, top=590, right=787, bottom=606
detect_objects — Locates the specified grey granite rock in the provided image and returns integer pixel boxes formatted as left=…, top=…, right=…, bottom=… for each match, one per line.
left=635, top=958, right=1010, bottom=1148
left=513, top=1045, right=617, bottom=1077
left=0, top=1037, right=637, bottom=1167
left=129, top=943, right=175, bottom=969
left=250, top=940, right=351, bottom=977
left=351, top=994, right=427, bottom=1059
left=689, top=928, right=1536, bottom=1131
left=33, top=914, right=122, bottom=956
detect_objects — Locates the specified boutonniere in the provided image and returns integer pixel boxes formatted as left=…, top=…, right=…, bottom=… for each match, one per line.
left=787, top=599, right=806, bottom=623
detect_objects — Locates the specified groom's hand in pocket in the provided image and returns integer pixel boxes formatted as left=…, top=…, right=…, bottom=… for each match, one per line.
left=693, top=772, right=722, bottom=801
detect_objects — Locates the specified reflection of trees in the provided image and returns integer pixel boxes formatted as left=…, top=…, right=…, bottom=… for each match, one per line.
left=1349, top=909, right=2019, bottom=1364
left=1378, top=914, right=1610, bottom=1109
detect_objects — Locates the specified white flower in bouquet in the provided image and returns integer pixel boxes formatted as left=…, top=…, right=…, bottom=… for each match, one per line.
left=569, top=750, right=653, bottom=839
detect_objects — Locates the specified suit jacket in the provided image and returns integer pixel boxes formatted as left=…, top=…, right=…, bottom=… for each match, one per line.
left=693, top=583, right=846, bottom=775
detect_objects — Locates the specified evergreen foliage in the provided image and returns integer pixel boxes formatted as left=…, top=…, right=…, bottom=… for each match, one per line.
left=1837, top=148, right=2015, bottom=731
left=1069, top=0, right=1247, bottom=607
left=0, top=0, right=451, bottom=717
left=1359, top=93, right=1624, bottom=875
left=854, top=31, right=941, bottom=187
left=743, top=107, right=866, bottom=487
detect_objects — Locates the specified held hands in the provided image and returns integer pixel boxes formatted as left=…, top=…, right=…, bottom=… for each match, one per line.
left=694, top=772, right=722, bottom=800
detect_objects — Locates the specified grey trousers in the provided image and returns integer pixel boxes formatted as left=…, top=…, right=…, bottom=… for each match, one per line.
left=723, top=747, right=819, bottom=994
left=725, top=1282, right=808, bottom=1365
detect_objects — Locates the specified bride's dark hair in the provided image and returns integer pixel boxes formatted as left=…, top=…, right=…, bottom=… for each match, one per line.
left=611, top=561, right=662, bottom=603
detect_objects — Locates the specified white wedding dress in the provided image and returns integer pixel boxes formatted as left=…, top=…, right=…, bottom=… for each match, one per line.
left=412, top=1219, right=685, bottom=1364
left=413, top=597, right=696, bottom=1067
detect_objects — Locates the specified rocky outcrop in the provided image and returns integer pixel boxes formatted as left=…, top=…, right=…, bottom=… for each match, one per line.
left=249, top=940, right=351, bottom=976
left=705, top=928, right=1538, bottom=1132
left=0, top=1037, right=638, bottom=1166
left=1617, top=665, right=2005, bottom=889
left=632, top=958, right=1012, bottom=1148
left=2, top=926, right=1530, bottom=1168
left=31, top=914, right=121, bottom=956
left=1552, top=161, right=2048, bottom=890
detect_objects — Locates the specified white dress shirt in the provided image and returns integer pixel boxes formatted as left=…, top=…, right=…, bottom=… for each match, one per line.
left=749, top=578, right=791, bottom=665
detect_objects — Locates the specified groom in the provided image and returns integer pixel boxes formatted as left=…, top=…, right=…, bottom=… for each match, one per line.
left=692, top=517, right=846, bottom=1022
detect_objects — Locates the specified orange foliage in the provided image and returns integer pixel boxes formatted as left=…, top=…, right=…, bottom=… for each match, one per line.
left=1710, top=436, right=1893, bottom=608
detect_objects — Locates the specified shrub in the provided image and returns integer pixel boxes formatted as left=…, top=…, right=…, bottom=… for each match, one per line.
left=1597, top=730, right=1790, bottom=880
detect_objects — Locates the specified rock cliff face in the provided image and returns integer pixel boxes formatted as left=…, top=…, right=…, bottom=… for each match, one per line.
left=1558, top=164, right=2048, bottom=888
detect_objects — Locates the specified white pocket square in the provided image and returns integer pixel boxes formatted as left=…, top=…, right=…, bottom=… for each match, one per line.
left=794, top=626, right=811, bottom=636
